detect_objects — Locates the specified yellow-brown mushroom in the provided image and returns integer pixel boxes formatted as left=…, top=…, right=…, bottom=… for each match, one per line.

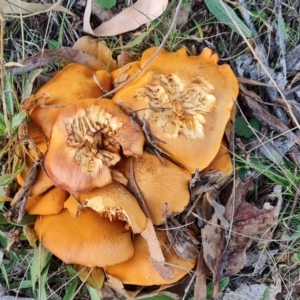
left=111, top=47, right=239, bottom=173
left=44, top=98, right=145, bottom=194
left=26, top=187, right=69, bottom=215
left=64, top=181, right=147, bottom=234
left=202, top=137, right=233, bottom=176
left=105, top=230, right=196, bottom=286
left=34, top=209, right=134, bottom=267
left=23, top=63, right=112, bottom=138
left=116, top=151, right=191, bottom=225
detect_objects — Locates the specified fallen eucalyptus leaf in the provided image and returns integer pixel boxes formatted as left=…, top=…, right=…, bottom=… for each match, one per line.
left=84, top=0, right=168, bottom=36
left=0, top=0, right=74, bottom=16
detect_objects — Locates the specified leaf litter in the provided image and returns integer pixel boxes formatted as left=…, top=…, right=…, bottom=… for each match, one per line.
left=200, top=177, right=281, bottom=298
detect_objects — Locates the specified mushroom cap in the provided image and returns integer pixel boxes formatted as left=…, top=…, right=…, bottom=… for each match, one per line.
left=111, top=47, right=239, bottom=173
left=34, top=209, right=134, bottom=267
left=26, top=187, right=69, bottom=215
left=44, top=98, right=145, bottom=194
left=116, top=151, right=191, bottom=225
left=69, top=181, right=147, bottom=234
left=105, top=230, right=196, bottom=286
left=24, top=63, right=112, bottom=138
left=201, top=137, right=233, bottom=176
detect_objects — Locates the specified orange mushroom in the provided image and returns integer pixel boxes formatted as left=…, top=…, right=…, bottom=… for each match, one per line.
left=116, top=151, right=191, bottom=225
left=34, top=209, right=134, bottom=267
left=44, top=98, right=145, bottom=194
left=26, top=187, right=69, bottom=215
left=23, top=63, right=112, bottom=138
left=105, top=230, right=196, bottom=286
left=111, top=47, right=239, bottom=173
left=64, top=181, right=147, bottom=234
left=202, top=137, right=233, bottom=176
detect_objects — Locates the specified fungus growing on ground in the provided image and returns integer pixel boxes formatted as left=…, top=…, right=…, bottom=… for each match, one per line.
left=44, top=98, right=145, bottom=194
left=23, top=63, right=112, bottom=138
left=105, top=231, right=196, bottom=285
left=111, top=47, right=239, bottom=172
left=64, top=181, right=147, bottom=234
left=12, top=44, right=239, bottom=292
left=34, top=209, right=134, bottom=267
left=116, top=151, right=191, bottom=225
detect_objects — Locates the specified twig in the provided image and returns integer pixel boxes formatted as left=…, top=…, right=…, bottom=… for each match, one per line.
left=101, top=0, right=183, bottom=99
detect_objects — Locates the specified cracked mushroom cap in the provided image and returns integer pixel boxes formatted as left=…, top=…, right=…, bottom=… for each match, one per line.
left=44, top=98, right=145, bottom=194
left=64, top=181, right=147, bottom=234
left=105, top=230, right=196, bottom=286
left=111, top=47, right=239, bottom=173
left=34, top=208, right=134, bottom=267
left=23, top=63, right=112, bottom=138
left=116, top=151, right=191, bottom=225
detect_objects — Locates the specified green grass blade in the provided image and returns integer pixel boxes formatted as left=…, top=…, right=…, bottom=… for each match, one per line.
left=0, top=113, right=6, bottom=136
left=63, top=279, right=78, bottom=300
left=22, top=68, right=44, bottom=100
left=30, top=245, right=51, bottom=290
left=87, top=285, right=101, bottom=300
left=0, top=263, right=10, bottom=289
left=204, top=0, right=252, bottom=37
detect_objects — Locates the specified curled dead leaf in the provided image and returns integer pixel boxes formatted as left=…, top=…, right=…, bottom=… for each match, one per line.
left=84, top=0, right=168, bottom=36
left=201, top=177, right=279, bottom=297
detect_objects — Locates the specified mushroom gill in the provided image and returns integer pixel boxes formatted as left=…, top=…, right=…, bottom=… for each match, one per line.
left=23, top=63, right=112, bottom=138
left=44, top=98, right=145, bottom=194
left=64, top=181, right=147, bottom=234
left=111, top=47, right=239, bottom=173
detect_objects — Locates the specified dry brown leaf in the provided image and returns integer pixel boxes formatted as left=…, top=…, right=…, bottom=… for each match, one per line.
left=6, top=47, right=108, bottom=75
left=194, top=250, right=210, bottom=300
left=201, top=214, right=225, bottom=298
left=4, top=62, right=25, bottom=68
left=164, top=214, right=199, bottom=261
left=1, top=0, right=74, bottom=17
left=74, top=266, right=104, bottom=289
left=84, top=0, right=168, bottom=36
left=72, top=36, right=117, bottom=72
left=105, top=275, right=134, bottom=299
left=117, top=51, right=137, bottom=68
left=201, top=177, right=279, bottom=297
left=141, top=219, right=175, bottom=281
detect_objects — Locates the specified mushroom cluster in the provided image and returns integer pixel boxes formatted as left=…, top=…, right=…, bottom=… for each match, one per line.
left=17, top=45, right=238, bottom=288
